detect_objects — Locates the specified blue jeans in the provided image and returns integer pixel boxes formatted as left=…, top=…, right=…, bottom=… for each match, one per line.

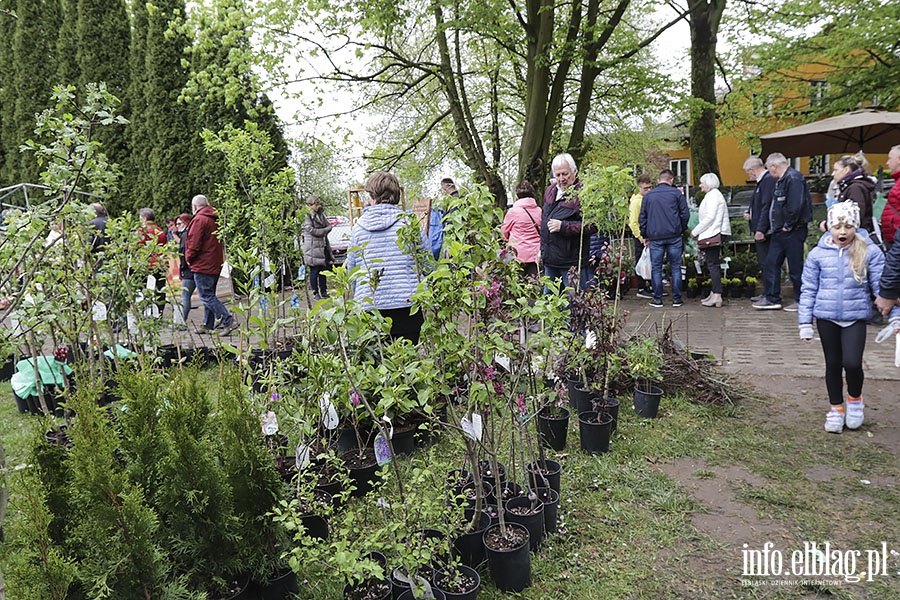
left=544, top=265, right=594, bottom=295
left=194, top=272, right=232, bottom=329
left=764, top=227, right=806, bottom=304
left=180, top=277, right=196, bottom=322
left=649, top=237, right=683, bottom=302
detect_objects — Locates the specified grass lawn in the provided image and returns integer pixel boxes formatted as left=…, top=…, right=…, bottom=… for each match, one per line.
left=2, top=371, right=898, bottom=599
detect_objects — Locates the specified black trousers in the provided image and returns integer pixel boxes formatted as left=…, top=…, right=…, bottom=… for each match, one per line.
left=816, top=319, right=866, bottom=406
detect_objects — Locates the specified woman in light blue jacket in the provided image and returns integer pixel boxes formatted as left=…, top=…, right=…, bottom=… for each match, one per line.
left=799, top=201, right=899, bottom=434
left=346, top=171, right=428, bottom=343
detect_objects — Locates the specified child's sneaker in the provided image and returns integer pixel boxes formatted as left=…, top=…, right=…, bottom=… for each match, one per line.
left=824, top=407, right=845, bottom=433
left=845, top=398, right=865, bottom=430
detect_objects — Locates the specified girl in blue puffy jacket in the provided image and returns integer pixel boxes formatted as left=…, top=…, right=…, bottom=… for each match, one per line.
left=799, top=201, right=899, bottom=433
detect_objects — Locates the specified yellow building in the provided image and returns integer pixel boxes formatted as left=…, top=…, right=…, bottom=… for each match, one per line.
left=665, top=61, right=891, bottom=189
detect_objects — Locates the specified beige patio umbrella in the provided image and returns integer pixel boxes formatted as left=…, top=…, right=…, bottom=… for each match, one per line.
left=760, top=108, right=900, bottom=157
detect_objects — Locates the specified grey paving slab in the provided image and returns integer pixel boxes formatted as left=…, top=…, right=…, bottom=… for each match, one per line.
left=617, top=292, right=899, bottom=381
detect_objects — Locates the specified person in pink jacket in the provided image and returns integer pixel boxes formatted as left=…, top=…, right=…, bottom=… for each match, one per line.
left=502, top=181, right=544, bottom=278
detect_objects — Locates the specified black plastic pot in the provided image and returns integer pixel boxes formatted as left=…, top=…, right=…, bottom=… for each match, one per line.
left=483, top=522, right=531, bottom=592
left=536, top=406, right=569, bottom=451
left=396, top=588, right=445, bottom=600
left=342, top=579, right=391, bottom=600
left=446, top=469, right=474, bottom=503
left=342, top=448, right=380, bottom=497
left=493, top=480, right=522, bottom=505
left=578, top=410, right=613, bottom=454
left=391, top=567, right=436, bottom=600
left=432, top=564, right=481, bottom=600
left=455, top=509, right=491, bottom=568
left=525, top=459, right=561, bottom=495
left=594, top=397, right=620, bottom=434
left=633, top=384, right=663, bottom=419
left=504, top=495, right=544, bottom=551
left=533, top=486, right=560, bottom=534
left=13, top=392, right=28, bottom=414
left=566, top=375, right=583, bottom=410
left=461, top=480, right=492, bottom=509
left=299, top=489, right=332, bottom=541
left=569, top=383, right=599, bottom=415
left=478, top=460, right=505, bottom=489
left=254, top=567, right=299, bottom=600
left=391, top=425, right=418, bottom=457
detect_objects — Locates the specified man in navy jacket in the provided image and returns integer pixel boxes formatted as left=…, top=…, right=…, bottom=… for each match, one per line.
left=742, top=156, right=775, bottom=301
left=753, top=152, right=812, bottom=312
left=639, top=169, right=690, bottom=307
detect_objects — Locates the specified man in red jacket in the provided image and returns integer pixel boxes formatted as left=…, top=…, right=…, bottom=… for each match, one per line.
left=185, top=194, right=237, bottom=334
left=882, top=145, right=900, bottom=249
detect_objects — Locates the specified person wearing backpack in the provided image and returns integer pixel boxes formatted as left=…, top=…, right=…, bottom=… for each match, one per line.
left=502, top=180, right=543, bottom=278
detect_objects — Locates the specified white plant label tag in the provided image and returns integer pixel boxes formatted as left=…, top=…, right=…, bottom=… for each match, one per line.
left=146, top=275, right=156, bottom=291
left=494, top=352, right=510, bottom=371
left=694, top=259, right=702, bottom=274
left=585, top=329, right=597, bottom=349
left=126, top=312, right=138, bottom=333
left=295, top=443, right=310, bottom=470
left=91, top=301, right=108, bottom=322
left=461, top=413, right=483, bottom=441
left=263, top=273, right=276, bottom=288
left=260, top=411, right=279, bottom=436
left=320, top=393, right=339, bottom=430
left=262, top=255, right=271, bottom=272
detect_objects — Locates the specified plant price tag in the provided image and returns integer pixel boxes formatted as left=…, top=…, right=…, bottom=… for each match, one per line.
left=91, top=301, right=107, bottom=322
left=494, top=353, right=510, bottom=371
left=585, top=329, right=597, bottom=349
left=263, top=273, right=276, bottom=288
left=320, top=393, right=339, bottom=430
left=259, top=411, right=279, bottom=436
left=461, top=413, right=483, bottom=441
left=295, top=443, right=310, bottom=470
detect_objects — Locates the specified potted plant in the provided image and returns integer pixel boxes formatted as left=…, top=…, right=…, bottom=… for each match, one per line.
left=745, top=276, right=759, bottom=298
left=686, top=277, right=700, bottom=298
left=622, top=336, right=664, bottom=418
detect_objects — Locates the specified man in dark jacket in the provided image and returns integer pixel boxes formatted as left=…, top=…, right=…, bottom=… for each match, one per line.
left=753, top=152, right=812, bottom=312
left=541, top=153, right=596, bottom=292
left=742, top=156, right=775, bottom=301
left=638, top=169, right=690, bottom=307
left=185, top=194, right=236, bottom=334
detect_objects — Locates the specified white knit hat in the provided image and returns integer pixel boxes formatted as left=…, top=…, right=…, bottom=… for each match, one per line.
left=827, top=201, right=860, bottom=229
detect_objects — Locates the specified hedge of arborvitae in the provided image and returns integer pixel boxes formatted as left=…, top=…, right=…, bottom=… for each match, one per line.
left=0, top=0, right=288, bottom=219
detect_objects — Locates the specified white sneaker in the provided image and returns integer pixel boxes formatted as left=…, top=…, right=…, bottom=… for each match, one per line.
left=824, top=407, right=845, bottom=433
left=845, top=399, right=864, bottom=430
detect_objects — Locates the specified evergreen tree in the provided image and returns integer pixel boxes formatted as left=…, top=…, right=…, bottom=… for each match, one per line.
left=55, top=0, right=79, bottom=86
left=184, top=0, right=288, bottom=199
left=10, top=0, right=60, bottom=184
left=142, top=0, right=196, bottom=217
left=76, top=0, right=130, bottom=194
left=0, top=1, right=16, bottom=184
left=122, top=0, right=151, bottom=216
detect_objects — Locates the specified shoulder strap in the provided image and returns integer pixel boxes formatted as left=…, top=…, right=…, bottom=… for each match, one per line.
left=521, top=206, right=540, bottom=233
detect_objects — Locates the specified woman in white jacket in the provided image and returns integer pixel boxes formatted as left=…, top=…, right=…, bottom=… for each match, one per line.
left=691, top=173, right=732, bottom=307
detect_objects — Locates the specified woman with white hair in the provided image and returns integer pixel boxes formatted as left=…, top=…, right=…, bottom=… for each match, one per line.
left=691, top=173, right=731, bottom=307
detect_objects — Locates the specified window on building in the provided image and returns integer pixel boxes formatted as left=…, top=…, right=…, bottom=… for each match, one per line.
left=809, top=80, right=828, bottom=108
left=809, top=155, right=829, bottom=176
left=669, top=159, right=690, bottom=186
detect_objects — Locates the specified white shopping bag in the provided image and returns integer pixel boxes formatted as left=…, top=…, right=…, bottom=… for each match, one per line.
left=635, top=247, right=652, bottom=281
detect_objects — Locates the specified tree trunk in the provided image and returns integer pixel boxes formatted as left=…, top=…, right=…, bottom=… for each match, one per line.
left=688, top=0, right=725, bottom=185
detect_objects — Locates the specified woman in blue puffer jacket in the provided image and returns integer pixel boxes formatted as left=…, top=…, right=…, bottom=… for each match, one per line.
left=347, top=171, right=429, bottom=343
left=799, top=201, right=900, bottom=434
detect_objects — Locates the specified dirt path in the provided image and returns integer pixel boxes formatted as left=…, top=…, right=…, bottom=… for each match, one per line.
left=657, top=374, right=900, bottom=598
